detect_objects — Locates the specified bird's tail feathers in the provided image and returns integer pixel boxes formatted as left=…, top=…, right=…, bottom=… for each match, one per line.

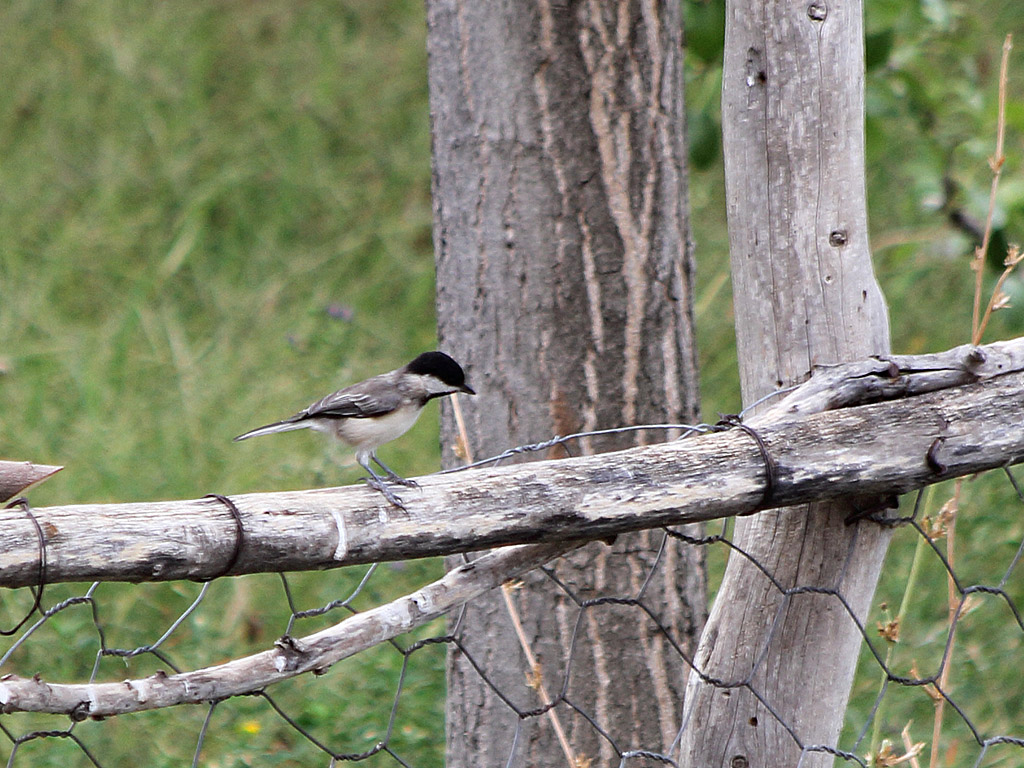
left=233, top=419, right=311, bottom=442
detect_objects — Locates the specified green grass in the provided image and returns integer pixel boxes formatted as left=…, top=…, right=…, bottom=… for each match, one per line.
left=1, top=0, right=1023, bottom=766
left=0, top=2, right=445, bottom=765
left=0, top=1, right=439, bottom=505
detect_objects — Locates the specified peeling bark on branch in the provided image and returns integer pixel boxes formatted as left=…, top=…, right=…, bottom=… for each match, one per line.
left=1, top=338, right=1023, bottom=590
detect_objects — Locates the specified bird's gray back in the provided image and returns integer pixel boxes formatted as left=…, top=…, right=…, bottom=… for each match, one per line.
left=301, top=371, right=407, bottom=419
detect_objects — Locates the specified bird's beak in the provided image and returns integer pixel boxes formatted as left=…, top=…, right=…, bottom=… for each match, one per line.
left=460, top=384, right=476, bottom=395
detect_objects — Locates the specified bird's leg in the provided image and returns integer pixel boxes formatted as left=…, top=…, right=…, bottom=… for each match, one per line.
left=372, top=455, right=420, bottom=488
left=358, top=457, right=407, bottom=510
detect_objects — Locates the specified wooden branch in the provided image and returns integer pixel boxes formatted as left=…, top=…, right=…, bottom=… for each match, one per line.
left=2, top=339, right=1023, bottom=720
left=0, top=540, right=579, bottom=718
left=2, top=338, right=1024, bottom=589
left=0, top=460, right=62, bottom=504
left=763, top=338, right=1024, bottom=420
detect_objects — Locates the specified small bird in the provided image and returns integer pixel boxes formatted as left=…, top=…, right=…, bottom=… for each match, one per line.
left=234, top=351, right=475, bottom=507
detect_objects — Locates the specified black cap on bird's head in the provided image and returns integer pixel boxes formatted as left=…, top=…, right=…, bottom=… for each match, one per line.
left=405, top=351, right=475, bottom=394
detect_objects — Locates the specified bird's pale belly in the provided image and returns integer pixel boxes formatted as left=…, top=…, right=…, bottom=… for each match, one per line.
left=332, top=404, right=423, bottom=452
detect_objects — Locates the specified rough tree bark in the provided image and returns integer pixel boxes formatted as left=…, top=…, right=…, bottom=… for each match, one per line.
left=680, top=0, right=892, bottom=766
left=426, top=0, right=705, bottom=764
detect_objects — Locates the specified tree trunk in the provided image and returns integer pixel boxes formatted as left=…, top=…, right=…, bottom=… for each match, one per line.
left=426, top=1, right=704, bottom=765
left=679, top=1, right=892, bottom=766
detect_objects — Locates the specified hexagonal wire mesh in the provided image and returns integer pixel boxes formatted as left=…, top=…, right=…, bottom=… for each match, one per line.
left=1, top=419, right=1023, bottom=768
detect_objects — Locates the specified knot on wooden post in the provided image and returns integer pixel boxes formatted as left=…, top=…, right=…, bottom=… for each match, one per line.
left=807, top=0, right=828, bottom=21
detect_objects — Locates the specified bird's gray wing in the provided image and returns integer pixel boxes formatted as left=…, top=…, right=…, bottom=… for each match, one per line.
left=301, top=377, right=404, bottom=419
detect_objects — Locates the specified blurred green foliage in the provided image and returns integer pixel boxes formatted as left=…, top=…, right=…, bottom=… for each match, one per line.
left=0, top=0, right=1022, bottom=765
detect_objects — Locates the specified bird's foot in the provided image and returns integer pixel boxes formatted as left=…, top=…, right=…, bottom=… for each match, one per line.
left=388, top=474, right=420, bottom=489
left=365, top=476, right=408, bottom=510
left=374, top=463, right=419, bottom=488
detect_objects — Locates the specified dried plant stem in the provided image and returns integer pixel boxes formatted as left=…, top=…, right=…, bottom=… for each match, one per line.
left=952, top=34, right=1013, bottom=760
left=927, top=479, right=962, bottom=768
left=975, top=246, right=1022, bottom=345
left=449, top=396, right=578, bottom=768
left=901, top=722, right=924, bottom=768
left=870, top=487, right=934, bottom=761
left=501, top=583, right=578, bottom=765
left=450, top=393, right=472, bottom=463
left=971, top=33, right=1013, bottom=345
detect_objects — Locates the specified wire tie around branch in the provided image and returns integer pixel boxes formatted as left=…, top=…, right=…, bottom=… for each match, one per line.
left=201, top=494, right=245, bottom=580
left=1, top=497, right=47, bottom=636
left=715, top=414, right=777, bottom=509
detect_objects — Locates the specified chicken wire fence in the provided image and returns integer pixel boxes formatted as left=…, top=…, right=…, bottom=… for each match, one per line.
left=2, top=425, right=1024, bottom=768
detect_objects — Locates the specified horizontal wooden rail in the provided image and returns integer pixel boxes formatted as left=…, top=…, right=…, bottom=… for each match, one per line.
left=1, top=338, right=1023, bottom=589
